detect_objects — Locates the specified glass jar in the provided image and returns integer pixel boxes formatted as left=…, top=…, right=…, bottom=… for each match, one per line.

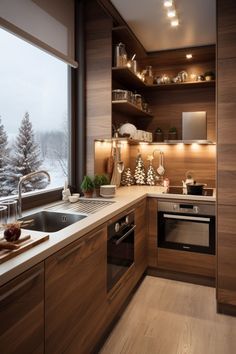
left=114, top=43, right=127, bottom=67
left=145, top=66, right=153, bottom=85
left=134, top=94, right=142, bottom=109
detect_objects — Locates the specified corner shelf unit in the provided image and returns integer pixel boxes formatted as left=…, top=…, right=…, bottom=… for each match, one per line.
left=112, top=100, right=153, bottom=118
left=95, top=138, right=216, bottom=146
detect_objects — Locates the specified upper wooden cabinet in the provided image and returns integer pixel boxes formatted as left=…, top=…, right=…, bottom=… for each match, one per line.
left=0, top=263, right=44, bottom=354
left=45, top=224, right=107, bottom=354
left=218, top=0, right=236, bottom=60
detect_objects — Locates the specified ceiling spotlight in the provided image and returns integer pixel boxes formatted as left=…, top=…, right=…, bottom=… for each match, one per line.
left=171, top=19, right=179, bottom=27
left=163, top=0, right=173, bottom=7
left=167, top=9, right=176, bottom=18
left=186, top=54, right=193, bottom=59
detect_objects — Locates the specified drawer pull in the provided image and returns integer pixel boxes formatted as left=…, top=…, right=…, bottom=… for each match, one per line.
left=0, top=268, right=43, bottom=302
left=56, top=241, right=86, bottom=261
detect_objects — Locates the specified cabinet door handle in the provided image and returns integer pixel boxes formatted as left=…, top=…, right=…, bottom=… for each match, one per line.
left=56, top=240, right=86, bottom=261
left=0, top=268, right=43, bottom=302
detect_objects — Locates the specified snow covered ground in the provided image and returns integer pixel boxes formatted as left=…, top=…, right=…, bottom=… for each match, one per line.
left=41, top=157, right=67, bottom=189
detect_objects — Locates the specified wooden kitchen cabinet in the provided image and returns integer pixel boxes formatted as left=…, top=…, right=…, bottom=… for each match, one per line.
left=0, top=263, right=44, bottom=354
left=134, top=198, right=147, bottom=281
left=147, top=198, right=158, bottom=268
left=45, top=224, right=107, bottom=354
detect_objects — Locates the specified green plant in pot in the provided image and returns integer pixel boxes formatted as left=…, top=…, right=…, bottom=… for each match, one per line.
left=93, top=174, right=109, bottom=197
left=168, top=127, right=178, bottom=140
left=154, top=127, right=164, bottom=142
left=80, top=176, right=94, bottom=198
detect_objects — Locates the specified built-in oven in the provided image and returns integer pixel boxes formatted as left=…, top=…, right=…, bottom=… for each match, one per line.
left=158, top=201, right=215, bottom=254
left=107, top=210, right=135, bottom=292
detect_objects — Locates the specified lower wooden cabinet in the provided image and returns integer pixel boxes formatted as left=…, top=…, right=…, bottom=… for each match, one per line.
left=217, top=205, right=236, bottom=306
left=45, top=224, right=107, bottom=354
left=147, top=198, right=158, bottom=268
left=0, top=263, right=44, bottom=354
left=135, top=199, right=147, bottom=281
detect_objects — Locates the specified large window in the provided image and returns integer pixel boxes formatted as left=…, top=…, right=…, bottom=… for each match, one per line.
left=0, top=28, right=69, bottom=198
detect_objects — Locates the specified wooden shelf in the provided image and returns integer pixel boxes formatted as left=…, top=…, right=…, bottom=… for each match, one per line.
left=112, top=67, right=215, bottom=91
left=112, top=67, right=146, bottom=89
left=145, top=80, right=216, bottom=90
left=112, top=100, right=153, bottom=118
left=95, top=138, right=216, bottom=145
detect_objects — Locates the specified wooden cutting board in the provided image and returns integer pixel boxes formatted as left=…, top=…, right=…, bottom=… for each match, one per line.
left=0, top=233, right=49, bottom=264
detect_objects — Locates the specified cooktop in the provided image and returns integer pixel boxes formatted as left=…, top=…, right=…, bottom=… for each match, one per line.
left=163, top=186, right=214, bottom=197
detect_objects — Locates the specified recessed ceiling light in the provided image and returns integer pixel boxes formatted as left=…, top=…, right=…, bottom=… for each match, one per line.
left=167, top=9, right=176, bottom=18
left=186, top=54, right=193, bottom=59
left=171, top=19, right=179, bottom=27
left=163, top=0, right=173, bottom=7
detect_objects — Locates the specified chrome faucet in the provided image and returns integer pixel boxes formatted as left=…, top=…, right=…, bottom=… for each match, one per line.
left=17, top=170, right=51, bottom=217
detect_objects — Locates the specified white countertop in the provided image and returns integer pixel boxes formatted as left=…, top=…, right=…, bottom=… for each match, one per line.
left=0, top=186, right=215, bottom=286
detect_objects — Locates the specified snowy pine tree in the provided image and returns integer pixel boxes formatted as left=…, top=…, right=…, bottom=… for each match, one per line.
left=10, top=112, right=49, bottom=193
left=0, top=117, right=12, bottom=196
left=134, top=153, right=146, bottom=185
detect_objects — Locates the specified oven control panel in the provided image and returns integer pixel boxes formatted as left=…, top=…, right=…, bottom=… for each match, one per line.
left=158, top=201, right=215, bottom=216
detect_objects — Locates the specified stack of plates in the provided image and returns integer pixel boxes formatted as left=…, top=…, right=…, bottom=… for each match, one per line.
left=100, top=185, right=116, bottom=198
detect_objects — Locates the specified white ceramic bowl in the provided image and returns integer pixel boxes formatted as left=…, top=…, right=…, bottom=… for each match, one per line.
left=68, top=195, right=79, bottom=203
left=119, top=123, right=137, bottom=138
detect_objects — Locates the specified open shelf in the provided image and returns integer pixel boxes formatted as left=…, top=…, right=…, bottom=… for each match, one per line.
left=112, top=67, right=146, bottom=89
left=112, top=100, right=153, bottom=118
left=95, top=138, right=216, bottom=145
left=145, top=80, right=216, bottom=90
left=112, top=67, right=215, bottom=91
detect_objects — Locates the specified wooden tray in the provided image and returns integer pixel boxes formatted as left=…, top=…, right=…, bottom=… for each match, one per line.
left=0, top=233, right=49, bottom=264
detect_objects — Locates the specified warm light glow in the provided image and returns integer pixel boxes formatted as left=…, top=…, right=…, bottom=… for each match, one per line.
left=139, top=142, right=149, bottom=145
left=190, top=73, right=197, bottom=81
left=167, top=9, right=176, bottom=18
left=191, top=143, right=200, bottom=151
left=127, top=61, right=131, bottom=68
left=163, top=0, right=173, bottom=7
left=186, top=53, right=193, bottom=59
left=177, top=143, right=185, bottom=150
left=171, top=19, right=179, bottom=27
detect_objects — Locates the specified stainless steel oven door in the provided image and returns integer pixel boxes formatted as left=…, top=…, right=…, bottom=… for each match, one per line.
left=158, top=212, right=215, bottom=254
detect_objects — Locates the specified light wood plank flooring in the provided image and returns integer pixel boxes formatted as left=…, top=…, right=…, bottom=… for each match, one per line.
left=100, top=276, right=236, bottom=354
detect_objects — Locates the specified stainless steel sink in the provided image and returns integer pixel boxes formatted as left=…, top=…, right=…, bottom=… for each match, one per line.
left=19, top=211, right=87, bottom=233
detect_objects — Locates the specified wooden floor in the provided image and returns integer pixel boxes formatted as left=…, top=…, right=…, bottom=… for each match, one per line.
left=100, top=276, right=236, bottom=354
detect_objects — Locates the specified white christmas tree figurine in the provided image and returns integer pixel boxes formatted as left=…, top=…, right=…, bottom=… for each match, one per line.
left=134, top=153, right=146, bottom=185
left=121, top=168, right=134, bottom=186
left=146, top=155, right=156, bottom=186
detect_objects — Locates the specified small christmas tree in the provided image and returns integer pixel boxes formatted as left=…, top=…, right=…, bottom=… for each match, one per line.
left=134, top=153, right=146, bottom=185
left=0, top=117, right=12, bottom=196
left=121, top=168, right=134, bottom=186
left=10, top=112, right=49, bottom=193
left=146, top=155, right=156, bottom=186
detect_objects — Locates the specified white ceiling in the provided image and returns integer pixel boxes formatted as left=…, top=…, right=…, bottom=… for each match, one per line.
left=111, top=0, right=216, bottom=52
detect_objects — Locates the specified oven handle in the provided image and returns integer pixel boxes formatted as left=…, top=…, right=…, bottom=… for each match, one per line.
left=163, top=214, right=211, bottom=222
left=113, top=224, right=136, bottom=245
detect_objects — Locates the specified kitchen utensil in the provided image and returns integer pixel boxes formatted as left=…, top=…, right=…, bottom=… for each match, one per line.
left=117, top=146, right=124, bottom=173
left=110, top=146, right=121, bottom=187
left=186, top=182, right=207, bottom=195
left=106, top=146, right=114, bottom=175
left=1, top=200, right=18, bottom=223
left=157, top=152, right=165, bottom=175
left=119, top=123, right=137, bottom=138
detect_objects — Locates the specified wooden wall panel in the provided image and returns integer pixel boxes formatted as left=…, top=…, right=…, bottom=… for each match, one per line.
left=140, top=86, right=216, bottom=142
left=129, top=144, right=216, bottom=187
left=85, top=0, right=112, bottom=175
left=217, top=0, right=236, bottom=311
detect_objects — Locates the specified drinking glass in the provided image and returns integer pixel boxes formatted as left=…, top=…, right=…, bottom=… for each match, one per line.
left=1, top=200, right=18, bottom=224
left=0, top=205, right=7, bottom=236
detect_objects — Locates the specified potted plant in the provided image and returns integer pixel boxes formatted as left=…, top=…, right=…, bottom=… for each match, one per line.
left=204, top=71, right=215, bottom=81
left=154, top=127, right=164, bottom=142
left=93, top=174, right=109, bottom=197
left=168, top=127, right=178, bottom=140
left=80, top=176, right=94, bottom=198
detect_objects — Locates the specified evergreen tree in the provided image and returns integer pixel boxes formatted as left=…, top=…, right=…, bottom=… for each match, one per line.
left=10, top=112, right=49, bottom=193
left=146, top=155, right=156, bottom=186
left=0, top=117, right=12, bottom=196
